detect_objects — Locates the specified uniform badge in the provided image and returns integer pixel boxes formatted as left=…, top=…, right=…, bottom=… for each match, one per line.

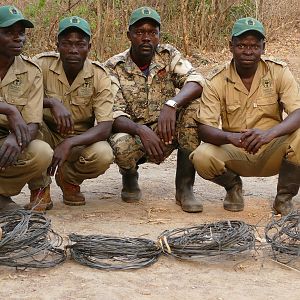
left=262, top=78, right=273, bottom=95
left=142, top=8, right=151, bottom=15
left=247, top=19, right=254, bottom=26
left=9, top=6, right=19, bottom=15
left=262, top=79, right=272, bottom=88
left=9, top=75, right=23, bottom=94
left=78, top=78, right=93, bottom=97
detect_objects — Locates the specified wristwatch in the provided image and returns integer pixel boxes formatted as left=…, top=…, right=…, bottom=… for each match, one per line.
left=165, top=99, right=178, bottom=109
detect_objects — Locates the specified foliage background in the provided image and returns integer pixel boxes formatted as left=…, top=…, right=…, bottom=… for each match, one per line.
left=1, top=0, right=300, bottom=60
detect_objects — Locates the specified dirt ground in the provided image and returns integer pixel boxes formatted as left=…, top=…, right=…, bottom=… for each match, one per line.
left=1, top=34, right=300, bottom=300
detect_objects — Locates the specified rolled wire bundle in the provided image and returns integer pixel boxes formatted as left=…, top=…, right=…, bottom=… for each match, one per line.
left=0, top=209, right=66, bottom=268
left=157, top=220, right=255, bottom=259
left=68, top=233, right=162, bottom=270
left=265, top=210, right=300, bottom=262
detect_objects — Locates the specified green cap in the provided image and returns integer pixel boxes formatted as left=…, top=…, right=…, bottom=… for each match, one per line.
left=0, top=5, right=33, bottom=28
left=231, top=17, right=265, bottom=38
left=58, top=16, right=91, bottom=37
left=129, top=7, right=161, bottom=27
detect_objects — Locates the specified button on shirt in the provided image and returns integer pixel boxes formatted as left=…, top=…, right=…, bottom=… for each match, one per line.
left=197, top=58, right=300, bottom=132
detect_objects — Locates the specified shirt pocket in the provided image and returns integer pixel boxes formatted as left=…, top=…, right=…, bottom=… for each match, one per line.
left=5, top=97, right=28, bottom=112
left=256, top=95, right=279, bottom=117
left=71, top=95, right=92, bottom=106
left=223, top=103, right=242, bottom=130
left=70, top=96, right=93, bottom=123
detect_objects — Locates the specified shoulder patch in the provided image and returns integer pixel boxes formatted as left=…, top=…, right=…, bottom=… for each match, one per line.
left=20, top=55, right=42, bottom=71
left=33, top=51, right=59, bottom=60
left=206, top=63, right=227, bottom=80
left=263, top=56, right=287, bottom=67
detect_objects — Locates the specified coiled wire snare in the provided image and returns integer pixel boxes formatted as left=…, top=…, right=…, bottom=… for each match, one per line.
left=68, top=233, right=162, bottom=270
left=265, top=210, right=300, bottom=263
left=0, top=209, right=66, bottom=268
left=157, top=220, right=256, bottom=259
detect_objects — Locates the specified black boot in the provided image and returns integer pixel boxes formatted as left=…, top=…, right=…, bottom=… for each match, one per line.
left=211, top=169, right=244, bottom=212
left=175, top=149, right=203, bottom=213
left=0, top=195, right=20, bottom=213
left=273, top=159, right=300, bottom=216
left=120, top=167, right=141, bottom=203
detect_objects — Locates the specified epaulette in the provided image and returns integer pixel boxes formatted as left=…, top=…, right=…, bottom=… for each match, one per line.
left=263, top=56, right=287, bottom=67
left=91, top=60, right=109, bottom=74
left=105, top=50, right=128, bottom=69
left=156, top=43, right=177, bottom=54
left=33, top=51, right=59, bottom=60
left=206, top=63, right=228, bottom=80
left=20, top=54, right=42, bottom=71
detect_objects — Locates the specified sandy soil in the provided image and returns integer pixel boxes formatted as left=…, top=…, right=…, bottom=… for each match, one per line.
left=1, top=34, right=300, bottom=300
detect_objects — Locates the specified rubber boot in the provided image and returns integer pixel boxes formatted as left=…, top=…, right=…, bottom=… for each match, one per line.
left=273, top=159, right=300, bottom=216
left=120, top=167, right=141, bottom=203
left=55, top=170, right=86, bottom=206
left=0, top=195, right=20, bottom=213
left=24, top=185, right=53, bottom=212
left=211, top=169, right=244, bottom=212
left=175, top=149, right=203, bottom=213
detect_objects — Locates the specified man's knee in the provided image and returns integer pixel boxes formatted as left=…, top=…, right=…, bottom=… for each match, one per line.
left=191, top=143, right=224, bottom=179
left=81, top=141, right=114, bottom=172
left=26, top=139, right=53, bottom=170
left=109, top=133, right=143, bottom=168
left=94, top=141, right=114, bottom=168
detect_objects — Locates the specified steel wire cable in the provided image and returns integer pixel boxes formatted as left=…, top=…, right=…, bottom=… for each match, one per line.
left=265, top=210, right=300, bottom=263
left=67, top=233, right=162, bottom=270
left=0, top=209, right=66, bottom=268
left=157, top=220, right=256, bottom=259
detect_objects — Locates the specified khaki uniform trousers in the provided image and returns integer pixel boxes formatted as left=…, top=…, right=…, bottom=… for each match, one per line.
left=191, top=129, right=300, bottom=180
left=32, top=122, right=114, bottom=186
left=109, top=100, right=200, bottom=170
left=0, top=138, right=53, bottom=196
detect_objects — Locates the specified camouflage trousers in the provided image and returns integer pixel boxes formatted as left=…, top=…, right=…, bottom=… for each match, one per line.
left=109, top=100, right=200, bottom=170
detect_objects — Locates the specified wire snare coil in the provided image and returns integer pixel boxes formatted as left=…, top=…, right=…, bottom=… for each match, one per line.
left=265, top=210, right=300, bottom=262
left=158, top=220, right=255, bottom=259
left=0, top=210, right=66, bottom=268
left=68, top=233, right=162, bottom=270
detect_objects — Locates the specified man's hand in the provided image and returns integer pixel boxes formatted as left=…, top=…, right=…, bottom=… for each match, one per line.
left=137, top=125, right=167, bottom=164
left=49, top=98, right=74, bottom=135
left=6, top=106, right=30, bottom=149
left=0, top=133, right=22, bottom=170
left=240, top=128, right=274, bottom=154
left=157, top=105, right=176, bottom=145
left=47, top=139, right=73, bottom=176
left=226, top=132, right=244, bottom=148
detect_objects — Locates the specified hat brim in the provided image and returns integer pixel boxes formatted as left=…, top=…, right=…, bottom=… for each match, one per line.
left=232, top=28, right=265, bottom=38
left=0, top=18, right=34, bottom=28
left=58, top=25, right=91, bottom=37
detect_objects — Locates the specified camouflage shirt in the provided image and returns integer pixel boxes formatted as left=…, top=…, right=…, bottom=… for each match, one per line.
left=105, top=44, right=205, bottom=124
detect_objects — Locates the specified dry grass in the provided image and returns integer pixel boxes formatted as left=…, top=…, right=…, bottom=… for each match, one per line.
left=1, top=0, right=299, bottom=60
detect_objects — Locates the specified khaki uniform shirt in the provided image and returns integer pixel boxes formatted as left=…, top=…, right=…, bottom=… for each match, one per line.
left=34, top=52, right=113, bottom=135
left=105, top=44, right=205, bottom=124
left=197, top=58, right=300, bottom=132
left=0, top=55, right=43, bottom=137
